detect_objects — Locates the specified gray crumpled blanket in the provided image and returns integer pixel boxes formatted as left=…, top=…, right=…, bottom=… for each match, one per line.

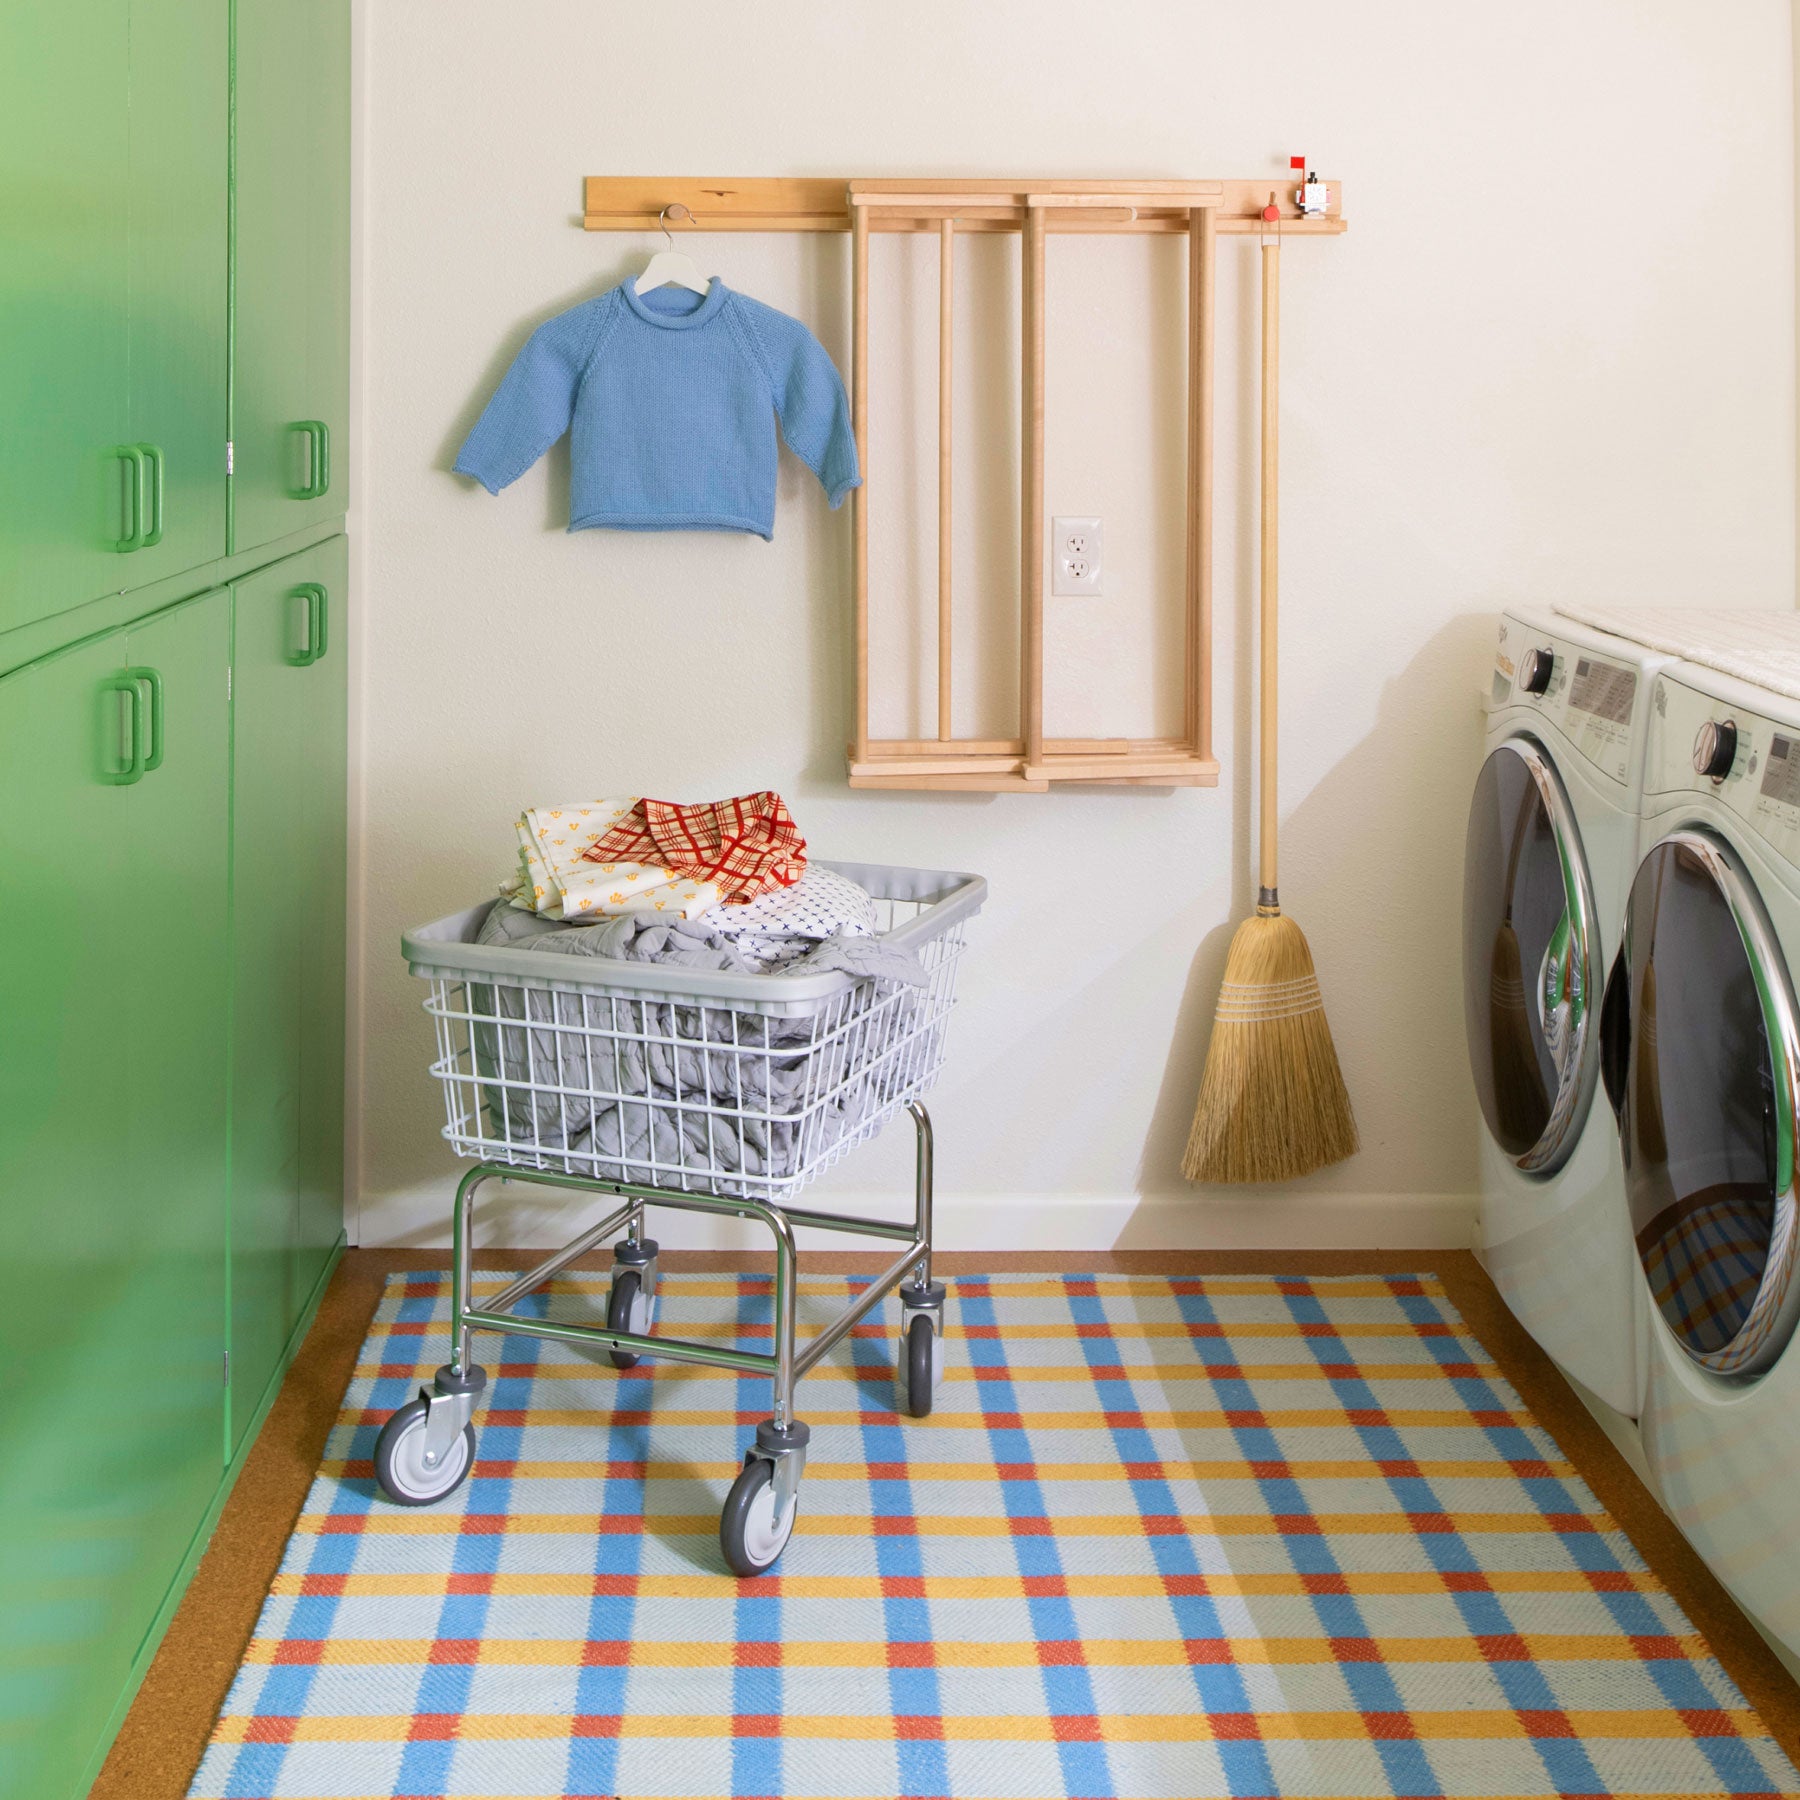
left=487, top=904, right=927, bottom=987
left=464, top=901, right=930, bottom=1191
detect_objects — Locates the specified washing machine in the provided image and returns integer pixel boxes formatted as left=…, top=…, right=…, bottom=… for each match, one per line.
left=1464, top=606, right=1672, bottom=1415
left=1612, top=657, right=1800, bottom=1656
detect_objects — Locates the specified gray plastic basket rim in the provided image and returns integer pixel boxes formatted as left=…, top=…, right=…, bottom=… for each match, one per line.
left=402, top=858, right=987, bottom=1012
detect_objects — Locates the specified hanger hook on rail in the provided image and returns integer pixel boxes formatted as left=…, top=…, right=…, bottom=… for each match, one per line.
left=657, top=203, right=693, bottom=248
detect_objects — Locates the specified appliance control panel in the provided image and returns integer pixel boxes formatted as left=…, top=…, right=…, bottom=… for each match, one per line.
left=1493, top=618, right=1639, bottom=782
left=1647, top=675, right=1800, bottom=870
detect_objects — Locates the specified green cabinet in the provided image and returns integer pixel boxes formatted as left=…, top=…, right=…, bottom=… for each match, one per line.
left=0, top=589, right=230, bottom=1800
left=0, top=0, right=227, bottom=640
left=228, top=536, right=347, bottom=1447
left=232, top=0, right=352, bottom=555
left=0, top=0, right=348, bottom=1787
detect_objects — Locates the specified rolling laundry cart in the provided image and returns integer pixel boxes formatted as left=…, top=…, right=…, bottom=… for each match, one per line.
left=376, top=860, right=984, bottom=1573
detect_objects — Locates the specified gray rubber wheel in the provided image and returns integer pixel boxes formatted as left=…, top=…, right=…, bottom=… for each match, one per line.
left=904, top=1312, right=935, bottom=1418
left=373, top=1396, right=476, bottom=1506
left=607, top=1268, right=652, bottom=1370
left=719, top=1455, right=798, bottom=1576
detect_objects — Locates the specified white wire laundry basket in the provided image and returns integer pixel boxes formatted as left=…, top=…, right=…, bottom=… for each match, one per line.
left=401, top=860, right=986, bottom=1204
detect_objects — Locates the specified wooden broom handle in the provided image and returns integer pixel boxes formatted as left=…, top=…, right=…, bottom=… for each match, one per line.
left=1258, top=235, right=1280, bottom=905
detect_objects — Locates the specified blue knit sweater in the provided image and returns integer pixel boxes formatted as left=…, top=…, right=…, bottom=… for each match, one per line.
left=453, top=280, right=860, bottom=540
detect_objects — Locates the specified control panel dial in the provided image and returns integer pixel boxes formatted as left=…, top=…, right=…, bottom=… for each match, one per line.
left=1519, top=647, right=1554, bottom=695
left=1693, top=718, right=1739, bottom=782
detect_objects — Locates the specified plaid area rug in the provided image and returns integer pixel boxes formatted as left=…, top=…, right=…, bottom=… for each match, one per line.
left=190, top=1272, right=1800, bottom=1800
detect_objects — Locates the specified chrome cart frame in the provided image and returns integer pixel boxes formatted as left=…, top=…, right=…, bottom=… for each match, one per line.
left=405, top=1103, right=947, bottom=1570
left=441, top=1098, right=940, bottom=1422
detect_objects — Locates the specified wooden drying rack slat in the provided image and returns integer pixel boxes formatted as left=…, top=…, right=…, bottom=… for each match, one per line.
left=1020, top=201, right=1046, bottom=776
left=937, top=218, right=953, bottom=743
left=582, top=176, right=1345, bottom=790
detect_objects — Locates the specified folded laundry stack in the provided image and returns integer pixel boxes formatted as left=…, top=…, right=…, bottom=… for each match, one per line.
left=500, top=790, right=804, bottom=922
left=491, top=789, right=919, bottom=981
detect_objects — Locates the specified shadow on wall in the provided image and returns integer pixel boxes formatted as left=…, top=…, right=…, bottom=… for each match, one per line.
left=1118, top=611, right=1494, bottom=1245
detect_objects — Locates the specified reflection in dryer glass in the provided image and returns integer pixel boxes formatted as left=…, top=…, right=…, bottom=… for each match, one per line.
left=1623, top=842, right=1777, bottom=1358
left=1464, top=745, right=1585, bottom=1164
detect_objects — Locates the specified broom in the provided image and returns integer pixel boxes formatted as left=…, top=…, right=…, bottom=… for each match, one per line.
left=1183, top=220, right=1358, bottom=1184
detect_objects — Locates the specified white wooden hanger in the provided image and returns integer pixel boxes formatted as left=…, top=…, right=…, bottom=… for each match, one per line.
left=635, top=204, right=710, bottom=296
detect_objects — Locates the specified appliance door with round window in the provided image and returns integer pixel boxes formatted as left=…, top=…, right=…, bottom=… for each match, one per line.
left=1463, top=738, right=1602, bottom=1175
left=1616, top=831, right=1800, bottom=1377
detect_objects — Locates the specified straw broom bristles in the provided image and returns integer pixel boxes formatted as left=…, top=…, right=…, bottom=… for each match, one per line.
left=1182, top=906, right=1358, bottom=1185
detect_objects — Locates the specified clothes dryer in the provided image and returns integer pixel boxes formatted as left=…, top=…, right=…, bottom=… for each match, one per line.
left=1612, top=659, right=1800, bottom=1655
left=1464, top=607, right=1671, bottom=1413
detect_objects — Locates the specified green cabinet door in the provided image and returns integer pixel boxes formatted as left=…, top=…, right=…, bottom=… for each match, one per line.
left=0, top=588, right=230, bottom=1800
left=0, top=0, right=228, bottom=644
left=228, top=537, right=346, bottom=1447
left=232, top=0, right=351, bottom=555
left=126, top=0, right=230, bottom=587
left=0, top=0, right=133, bottom=637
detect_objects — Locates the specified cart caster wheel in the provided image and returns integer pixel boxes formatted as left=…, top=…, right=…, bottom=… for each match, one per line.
left=607, top=1268, right=654, bottom=1370
left=373, top=1396, right=476, bottom=1506
left=720, top=1455, right=798, bottom=1576
left=901, top=1311, right=941, bottom=1418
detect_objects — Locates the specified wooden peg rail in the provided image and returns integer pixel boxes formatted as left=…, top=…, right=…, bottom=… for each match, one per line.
left=582, top=175, right=1347, bottom=790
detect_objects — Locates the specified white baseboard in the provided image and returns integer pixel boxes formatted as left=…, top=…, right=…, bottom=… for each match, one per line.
left=353, top=1181, right=1476, bottom=1254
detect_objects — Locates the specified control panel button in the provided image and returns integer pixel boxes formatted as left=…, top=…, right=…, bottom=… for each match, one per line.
left=1519, top=647, right=1554, bottom=695
left=1693, top=718, right=1739, bottom=781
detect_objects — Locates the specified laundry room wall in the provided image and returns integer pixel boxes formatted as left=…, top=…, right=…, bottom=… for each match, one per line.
left=350, top=0, right=1797, bottom=1250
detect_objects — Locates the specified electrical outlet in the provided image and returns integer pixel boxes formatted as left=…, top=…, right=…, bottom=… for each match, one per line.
left=1052, top=516, right=1103, bottom=596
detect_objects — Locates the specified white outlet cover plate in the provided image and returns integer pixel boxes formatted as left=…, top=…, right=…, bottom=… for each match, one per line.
left=1053, top=515, right=1103, bottom=596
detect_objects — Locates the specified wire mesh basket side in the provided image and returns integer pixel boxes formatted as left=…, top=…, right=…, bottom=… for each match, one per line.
left=425, top=917, right=967, bottom=1202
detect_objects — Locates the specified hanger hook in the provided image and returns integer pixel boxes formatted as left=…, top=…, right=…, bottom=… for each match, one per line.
left=658, top=203, right=692, bottom=250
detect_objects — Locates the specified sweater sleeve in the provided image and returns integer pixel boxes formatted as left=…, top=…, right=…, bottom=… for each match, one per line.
left=453, top=295, right=613, bottom=494
left=734, top=298, right=861, bottom=508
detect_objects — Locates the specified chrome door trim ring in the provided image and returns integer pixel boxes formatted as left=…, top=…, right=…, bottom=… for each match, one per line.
left=1637, top=827, right=1800, bottom=1379
left=1489, top=736, right=1604, bottom=1175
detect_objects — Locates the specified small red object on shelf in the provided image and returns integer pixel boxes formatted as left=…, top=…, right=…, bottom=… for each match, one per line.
left=1290, top=156, right=1331, bottom=217
left=1261, top=191, right=1281, bottom=223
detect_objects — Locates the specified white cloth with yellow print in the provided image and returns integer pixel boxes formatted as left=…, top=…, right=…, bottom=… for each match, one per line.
left=499, top=799, right=723, bottom=921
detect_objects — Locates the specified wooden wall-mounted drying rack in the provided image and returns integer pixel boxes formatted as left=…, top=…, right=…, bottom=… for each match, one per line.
left=582, top=176, right=1347, bottom=790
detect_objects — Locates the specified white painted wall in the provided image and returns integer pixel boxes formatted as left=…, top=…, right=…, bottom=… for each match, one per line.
left=353, top=0, right=1795, bottom=1250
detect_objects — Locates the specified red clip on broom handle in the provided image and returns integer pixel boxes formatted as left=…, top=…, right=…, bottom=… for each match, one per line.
left=1258, top=220, right=1281, bottom=914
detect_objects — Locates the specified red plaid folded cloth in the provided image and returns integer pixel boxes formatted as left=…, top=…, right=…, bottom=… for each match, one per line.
left=578, top=791, right=807, bottom=904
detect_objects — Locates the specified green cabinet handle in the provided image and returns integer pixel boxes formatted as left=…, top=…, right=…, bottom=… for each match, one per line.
left=293, top=420, right=331, bottom=500
left=286, top=583, right=329, bottom=667
left=136, top=443, right=165, bottom=547
left=99, top=673, right=146, bottom=785
left=113, top=446, right=145, bottom=553
left=127, top=666, right=165, bottom=771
